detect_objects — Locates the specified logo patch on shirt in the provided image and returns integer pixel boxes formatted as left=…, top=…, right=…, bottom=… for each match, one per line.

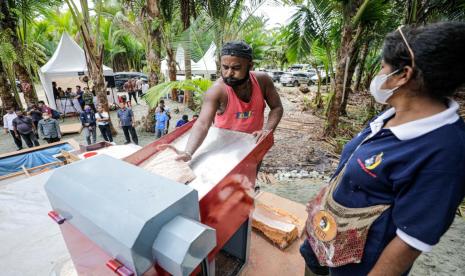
left=356, top=152, right=383, bottom=178
left=364, top=152, right=383, bottom=170
left=236, top=111, right=253, bottom=119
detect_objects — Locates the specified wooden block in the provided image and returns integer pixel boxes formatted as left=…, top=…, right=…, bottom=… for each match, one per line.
left=252, top=203, right=299, bottom=249
left=60, top=123, right=82, bottom=135
left=256, top=191, right=308, bottom=237
left=141, top=148, right=196, bottom=184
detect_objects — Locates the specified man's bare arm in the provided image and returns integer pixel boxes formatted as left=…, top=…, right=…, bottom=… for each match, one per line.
left=181, top=84, right=222, bottom=159
left=261, top=73, right=283, bottom=131
left=368, top=236, right=421, bottom=276
left=251, top=72, right=283, bottom=142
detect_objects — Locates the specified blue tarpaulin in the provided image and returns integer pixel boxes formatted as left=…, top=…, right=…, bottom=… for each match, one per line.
left=0, top=143, right=73, bottom=176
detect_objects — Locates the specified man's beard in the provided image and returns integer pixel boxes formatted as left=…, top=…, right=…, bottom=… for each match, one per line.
left=222, top=68, right=250, bottom=87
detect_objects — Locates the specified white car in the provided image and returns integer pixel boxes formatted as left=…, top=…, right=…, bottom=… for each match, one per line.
left=310, top=71, right=330, bottom=83
left=280, top=72, right=313, bottom=87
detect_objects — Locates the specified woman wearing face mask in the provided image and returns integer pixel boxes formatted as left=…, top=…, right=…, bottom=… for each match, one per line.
left=300, top=22, right=465, bottom=276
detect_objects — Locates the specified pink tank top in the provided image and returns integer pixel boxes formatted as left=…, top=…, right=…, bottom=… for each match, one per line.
left=215, top=72, right=265, bottom=133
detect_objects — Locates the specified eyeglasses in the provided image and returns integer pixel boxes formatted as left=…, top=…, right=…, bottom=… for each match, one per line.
left=397, top=25, right=415, bottom=69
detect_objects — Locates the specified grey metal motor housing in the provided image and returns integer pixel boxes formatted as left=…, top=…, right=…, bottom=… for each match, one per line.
left=45, top=154, right=216, bottom=275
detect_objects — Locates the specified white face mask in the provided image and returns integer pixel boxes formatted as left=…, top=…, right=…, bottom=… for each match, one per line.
left=369, top=70, right=400, bottom=104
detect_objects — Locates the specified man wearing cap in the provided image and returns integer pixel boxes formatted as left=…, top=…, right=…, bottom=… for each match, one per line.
left=168, top=41, right=283, bottom=162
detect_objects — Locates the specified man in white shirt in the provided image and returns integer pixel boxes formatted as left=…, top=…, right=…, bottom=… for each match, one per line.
left=141, top=81, right=149, bottom=96
left=2, top=107, right=23, bottom=150
left=136, top=78, right=144, bottom=97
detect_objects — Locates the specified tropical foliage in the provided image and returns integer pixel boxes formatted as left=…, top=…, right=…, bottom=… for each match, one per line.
left=0, top=0, right=464, bottom=137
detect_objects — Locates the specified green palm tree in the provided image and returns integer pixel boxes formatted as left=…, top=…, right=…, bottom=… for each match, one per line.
left=65, top=0, right=109, bottom=110
left=143, top=78, right=213, bottom=112
left=1, top=0, right=60, bottom=107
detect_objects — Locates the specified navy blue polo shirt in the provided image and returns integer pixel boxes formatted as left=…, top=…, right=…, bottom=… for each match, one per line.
left=117, top=108, right=134, bottom=127
left=317, top=100, right=465, bottom=276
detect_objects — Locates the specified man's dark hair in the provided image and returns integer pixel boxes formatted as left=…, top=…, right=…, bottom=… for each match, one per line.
left=383, top=22, right=465, bottom=100
left=76, top=85, right=81, bottom=89
left=159, top=99, right=165, bottom=104
left=52, top=82, right=57, bottom=86
left=221, top=41, right=253, bottom=61
left=38, top=100, right=45, bottom=104
left=182, top=114, right=188, bottom=121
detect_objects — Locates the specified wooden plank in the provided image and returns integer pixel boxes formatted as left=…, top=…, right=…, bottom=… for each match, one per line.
left=0, top=161, right=63, bottom=181
left=252, top=203, right=299, bottom=249
left=60, top=123, right=82, bottom=135
left=0, top=139, right=79, bottom=159
left=255, top=191, right=308, bottom=237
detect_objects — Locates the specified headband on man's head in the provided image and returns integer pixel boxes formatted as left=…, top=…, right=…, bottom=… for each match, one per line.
left=221, top=41, right=253, bottom=61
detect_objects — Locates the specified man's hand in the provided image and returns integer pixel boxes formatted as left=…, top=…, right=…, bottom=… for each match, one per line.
left=156, top=144, right=192, bottom=162
left=4, top=128, right=8, bottom=134
left=252, top=129, right=271, bottom=143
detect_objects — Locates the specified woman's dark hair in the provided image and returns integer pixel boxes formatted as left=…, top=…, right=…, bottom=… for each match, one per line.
left=382, top=22, right=465, bottom=100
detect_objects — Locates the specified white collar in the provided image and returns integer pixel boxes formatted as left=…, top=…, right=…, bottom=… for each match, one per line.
left=370, top=99, right=460, bottom=140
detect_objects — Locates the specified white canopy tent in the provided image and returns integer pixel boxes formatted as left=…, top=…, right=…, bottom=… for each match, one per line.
left=39, top=32, right=115, bottom=111
left=191, top=43, right=217, bottom=78
left=161, top=43, right=217, bottom=81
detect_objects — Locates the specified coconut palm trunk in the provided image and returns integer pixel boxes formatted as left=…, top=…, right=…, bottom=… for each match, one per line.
left=0, top=65, right=19, bottom=110
left=142, top=0, right=165, bottom=132
left=0, top=0, right=38, bottom=107
left=324, top=2, right=364, bottom=136
left=181, top=0, right=194, bottom=110
left=166, top=46, right=177, bottom=100
left=353, top=40, right=369, bottom=93
left=66, top=0, right=108, bottom=111
left=14, top=63, right=38, bottom=106
left=340, top=50, right=359, bottom=116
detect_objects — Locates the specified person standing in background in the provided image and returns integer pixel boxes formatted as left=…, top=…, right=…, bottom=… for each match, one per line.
left=136, top=77, right=144, bottom=97
left=75, top=85, right=84, bottom=110
left=38, top=112, right=61, bottom=143
left=3, top=107, right=22, bottom=150
left=156, top=100, right=171, bottom=134
left=82, top=87, right=95, bottom=111
left=52, top=81, right=59, bottom=100
left=95, top=104, right=113, bottom=142
left=27, top=104, right=43, bottom=139
left=117, top=101, right=138, bottom=145
left=154, top=106, right=169, bottom=138
left=141, top=80, right=149, bottom=96
left=80, top=105, right=97, bottom=145
left=13, top=110, right=39, bottom=148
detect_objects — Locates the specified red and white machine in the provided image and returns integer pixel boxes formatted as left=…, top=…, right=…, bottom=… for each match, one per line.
left=46, top=121, right=274, bottom=275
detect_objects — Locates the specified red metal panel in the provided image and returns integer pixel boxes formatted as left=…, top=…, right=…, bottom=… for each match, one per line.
left=58, top=220, right=114, bottom=275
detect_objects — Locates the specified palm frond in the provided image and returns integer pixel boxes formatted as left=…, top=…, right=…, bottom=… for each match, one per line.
left=143, top=78, right=213, bottom=108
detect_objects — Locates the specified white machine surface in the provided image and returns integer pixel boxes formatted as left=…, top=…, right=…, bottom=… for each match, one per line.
left=169, top=127, right=256, bottom=198
left=0, top=171, right=76, bottom=275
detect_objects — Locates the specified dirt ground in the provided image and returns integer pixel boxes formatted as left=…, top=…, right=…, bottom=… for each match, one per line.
left=1, top=83, right=465, bottom=275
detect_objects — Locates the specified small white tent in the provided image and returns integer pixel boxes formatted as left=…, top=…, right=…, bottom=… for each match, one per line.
left=191, top=43, right=217, bottom=79
left=161, top=43, right=217, bottom=80
left=39, top=32, right=115, bottom=110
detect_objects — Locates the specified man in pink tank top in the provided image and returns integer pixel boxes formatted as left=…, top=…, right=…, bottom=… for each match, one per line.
left=171, top=41, right=283, bottom=162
